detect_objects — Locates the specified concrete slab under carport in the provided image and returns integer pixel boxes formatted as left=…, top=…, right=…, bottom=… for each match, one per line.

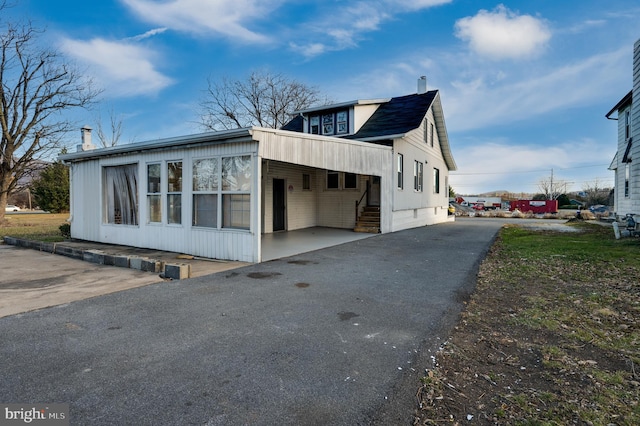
left=260, top=227, right=377, bottom=261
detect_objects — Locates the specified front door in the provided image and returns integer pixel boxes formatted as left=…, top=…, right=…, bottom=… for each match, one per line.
left=368, top=176, right=381, bottom=207
left=273, top=179, right=286, bottom=231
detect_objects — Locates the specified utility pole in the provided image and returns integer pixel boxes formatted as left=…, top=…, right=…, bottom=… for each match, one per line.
left=550, top=169, right=554, bottom=200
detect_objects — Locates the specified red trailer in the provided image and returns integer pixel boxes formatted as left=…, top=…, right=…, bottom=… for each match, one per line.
left=510, top=200, right=558, bottom=214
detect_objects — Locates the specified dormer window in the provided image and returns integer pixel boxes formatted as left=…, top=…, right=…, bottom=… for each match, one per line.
left=310, top=116, right=320, bottom=134
left=336, top=111, right=348, bottom=134
left=309, top=110, right=349, bottom=135
left=322, top=114, right=334, bottom=134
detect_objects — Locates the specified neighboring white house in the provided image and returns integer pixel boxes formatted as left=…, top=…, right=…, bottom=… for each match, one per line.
left=608, top=39, right=640, bottom=217
left=60, top=79, right=456, bottom=262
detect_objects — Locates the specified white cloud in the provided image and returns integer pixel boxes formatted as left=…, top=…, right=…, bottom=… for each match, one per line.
left=60, top=37, right=174, bottom=97
left=454, top=4, right=551, bottom=60
left=120, top=0, right=280, bottom=43
left=289, top=0, right=450, bottom=58
left=125, top=27, right=168, bottom=42
left=443, top=47, right=629, bottom=132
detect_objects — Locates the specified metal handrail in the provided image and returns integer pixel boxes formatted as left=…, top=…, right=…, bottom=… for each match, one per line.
left=355, top=188, right=369, bottom=223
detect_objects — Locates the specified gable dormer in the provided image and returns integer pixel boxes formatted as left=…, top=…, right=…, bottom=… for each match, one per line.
left=282, top=99, right=388, bottom=136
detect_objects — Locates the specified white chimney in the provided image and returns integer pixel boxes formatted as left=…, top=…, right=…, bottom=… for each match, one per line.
left=78, top=125, right=96, bottom=152
left=417, top=76, right=427, bottom=94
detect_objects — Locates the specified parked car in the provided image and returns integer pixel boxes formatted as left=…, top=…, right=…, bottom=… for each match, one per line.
left=589, top=205, right=608, bottom=214
left=448, top=203, right=456, bottom=215
left=5, top=205, right=20, bottom=212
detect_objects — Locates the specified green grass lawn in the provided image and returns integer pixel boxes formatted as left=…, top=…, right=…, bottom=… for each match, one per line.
left=1, top=213, right=69, bottom=242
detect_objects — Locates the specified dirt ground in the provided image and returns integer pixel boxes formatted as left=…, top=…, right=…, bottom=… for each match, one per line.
left=413, top=224, right=640, bottom=425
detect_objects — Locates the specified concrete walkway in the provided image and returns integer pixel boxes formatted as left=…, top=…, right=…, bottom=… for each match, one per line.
left=0, top=219, right=503, bottom=425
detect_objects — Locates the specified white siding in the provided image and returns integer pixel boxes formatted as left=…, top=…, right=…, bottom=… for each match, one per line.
left=69, top=141, right=260, bottom=262
left=256, top=128, right=393, bottom=232
left=389, top=110, right=451, bottom=231
left=262, top=161, right=319, bottom=233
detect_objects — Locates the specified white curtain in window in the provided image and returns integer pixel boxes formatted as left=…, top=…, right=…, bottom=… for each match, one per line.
left=105, top=164, right=139, bottom=225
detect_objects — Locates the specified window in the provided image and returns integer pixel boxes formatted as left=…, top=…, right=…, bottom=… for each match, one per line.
left=193, top=158, right=218, bottom=228
left=147, top=163, right=161, bottom=223
left=104, top=164, right=139, bottom=225
left=626, top=110, right=631, bottom=140
left=223, top=194, right=250, bottom=229
left=310, top=110, right=348, bottom=135
left=625, top=163, right=630, bottom=198
left=310, top=116, right=320, bottom=134
left=336, top=111, right=348, bottom=134
left=433, top=168, right=440, bottom=194
left=302, top=173, right=311, bottom=190
left=423, top=120, right=428, bottom=144
left=397, top=154, right=403, bottom=189
left=222, top=156, right=251, bottom=229
left=192, top=155, right=251, bottom=230
left=430, top=123, right=434, bottom=147
left=167, top=161, right=182, bottom=224
left=344, top=173, right=358, bottom=189
left=322, top=114, right=334, bottom=135
left=327, top=170, right=339, bottom=189
left=414, top=161, right=423, bottom=192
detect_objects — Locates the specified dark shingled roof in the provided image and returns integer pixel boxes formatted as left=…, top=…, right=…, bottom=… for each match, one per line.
left=346, top=91, right=437, bottom=140
left=280, top=114, right=304, bottom=132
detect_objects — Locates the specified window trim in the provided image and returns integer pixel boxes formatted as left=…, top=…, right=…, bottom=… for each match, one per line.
left=146, top=162, right=162, bottom=224
left=167, top=160, right=183, bottom=225
left=397, top=153, right=404, bottom=190
left=433, top=167, right=440, bottom=194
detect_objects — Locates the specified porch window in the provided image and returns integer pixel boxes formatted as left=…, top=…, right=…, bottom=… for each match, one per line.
left=167, top=161, right=182, bottom=224
left=192, top=155, right=252, bottom=230
left=222, top=156, right=251, bottom=229
left=104, top=164, right=139, bottom=225
left=433, top=168, right=440, bottom=194
left=397, top=154, right=403, bottom=189
left=147, top=163, right=161, bottom=223
left=193, top=158, right=218, bottom=228
left=223, top=194, right=250, bottom=229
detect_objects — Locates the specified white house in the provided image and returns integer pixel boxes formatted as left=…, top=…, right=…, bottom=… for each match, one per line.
left=61, top=79, right=456, bottom=263
left=607, top=39, right=640, bottom=217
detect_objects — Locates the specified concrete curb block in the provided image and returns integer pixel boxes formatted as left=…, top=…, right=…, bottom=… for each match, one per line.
left=164, top=263, right=191, bottom=280
left=2, top=237, right=192, bottom=280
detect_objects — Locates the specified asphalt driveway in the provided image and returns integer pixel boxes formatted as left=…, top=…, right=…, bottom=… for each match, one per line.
left=0, top=218, right=504, bottom=425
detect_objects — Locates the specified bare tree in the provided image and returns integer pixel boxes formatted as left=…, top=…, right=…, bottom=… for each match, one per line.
left=95, top=107, right=124, bottom=148
left=582, top=179, right=611, bottom=207
left=0, top=10, right=99, bottom=219
left=537, top=169, right=568, bottom=200
left=199, top=70, right=326, bottom=131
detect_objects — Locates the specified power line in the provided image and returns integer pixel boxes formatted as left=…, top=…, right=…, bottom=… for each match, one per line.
left=450, top=164, right=610, bottom=176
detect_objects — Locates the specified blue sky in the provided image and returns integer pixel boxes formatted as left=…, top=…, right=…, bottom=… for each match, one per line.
left=7, top=0, right=640, bottom=195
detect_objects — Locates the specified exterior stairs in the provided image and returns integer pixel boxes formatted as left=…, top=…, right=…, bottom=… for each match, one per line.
left=354, top=206, right=380, bottom=233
